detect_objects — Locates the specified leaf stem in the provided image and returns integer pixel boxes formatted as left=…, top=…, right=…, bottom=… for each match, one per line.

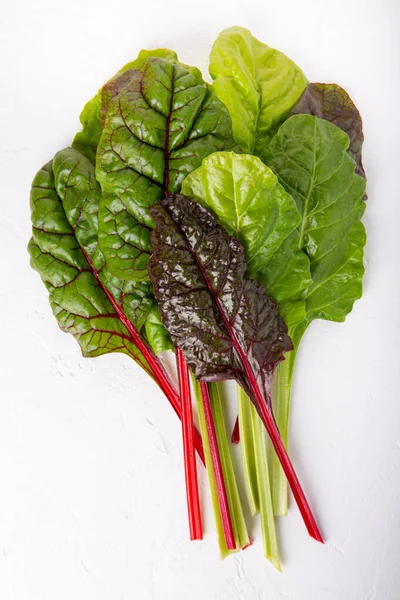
left=250, top=400, right=281, bottom=569
left=81, top=248, right=205, bottom=464
left=211, top=383, right=249, bottom=549
left=210, top=293, right=322, bottom=542
left=238, top=387, right=281, bottom=568
left=237, top=387, right=259, bottom=516
left=176, top=349, right=203, bottom=541
left=271, top=351, right=296, bottom=516
left=200, top=382, right=236, bottom=550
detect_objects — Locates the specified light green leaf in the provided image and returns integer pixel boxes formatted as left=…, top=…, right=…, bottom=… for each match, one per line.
left=96, top=57, right=238, bottom=281
left=144, top=304, right=173, bottom=354
left=72, top=93, right=102, bottom=164
left=210, top=26, right=307, bottom=154
left=181, top=152, right=311, bottom=306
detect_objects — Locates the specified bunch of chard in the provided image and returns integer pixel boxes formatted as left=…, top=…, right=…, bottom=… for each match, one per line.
left=28, top=26, right=366, bottom=566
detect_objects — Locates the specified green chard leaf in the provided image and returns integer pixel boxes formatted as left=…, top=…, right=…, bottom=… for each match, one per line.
left=72, top=48, right=201, bottom=165
left=262, top=114, right=366, bottom=330
left=259, top=114, right=366, bottom=516
left=209, top=26, right=308, bottom=155
left=181, top=152, right=312, bottom=313
left=290, top=83, right=366, bottom=179
left=72, top=93, right=102, bottom=164
left=144, top=304, right=173, bottom=354
left=29, top=149, right=153, bottom=372
left=96, top=56, right=239, bottom=281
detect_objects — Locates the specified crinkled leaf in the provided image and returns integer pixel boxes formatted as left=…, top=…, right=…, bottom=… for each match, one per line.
left=148, top=194, right=292, bottom=398
left=262, top=115, right=366, bottom=330
left=148, top=195, right=324, bottom=542
left=72, top=48, right=198, bottom=164
left=181, top=152, right=312, bottom=307
left=144, top=304, right=173, bottom=354
left=99, top=49, right=205, bottom=126
left=52, top=147, right=153, bottom=329
left=209, top=26, right=307, bottom=155
left=29, top=158, right=153, bottom=372
left=96, top=57, right=239, bottom=281
left=290, top=83, right=366, bottom=179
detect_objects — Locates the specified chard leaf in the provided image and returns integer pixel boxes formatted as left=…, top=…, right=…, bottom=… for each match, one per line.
left=29, top=156, right=153, bottom=371
left=261, top=114, right=366, bottom=517
left=144, top=304, right=174, bottom=354
left=52, top=147, right=153, bottom=329
left=181, top=152, right=312, bottom=306
left=96, top=57, right=237, bottom=281
left=290, top=83, right=366, bottom=179
left=209, top=26, right=307, bottom=155
left=147, top=194, right=292, bottom=396
left=148, top=194, right=323, bottom=542
left=262, top=115, right=366, bottom=327
left=72, top=93, right=102, bottom=164
left=72, top=48, right=198, bottom=164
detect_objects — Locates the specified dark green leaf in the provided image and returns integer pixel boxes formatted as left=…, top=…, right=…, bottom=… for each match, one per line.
left=29, top=157, right=153, bottom=371
left=72, top=48, right=187, bottom=164
left=262, top=115, right=366, bottom=329
left=96, top=57, right=238, bottom=281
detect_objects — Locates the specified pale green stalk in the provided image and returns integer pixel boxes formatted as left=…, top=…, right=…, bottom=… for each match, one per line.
left=271, top=348, right=297, bottom=517
left=251, top=401, right=281, bottom=570
left=210, top=384, right=249, bottom=549
left=238, top=387, right=281, bottom=569
left=237, top=386, right=259, bottom=515
left=191, top=377, right=249, bottom=557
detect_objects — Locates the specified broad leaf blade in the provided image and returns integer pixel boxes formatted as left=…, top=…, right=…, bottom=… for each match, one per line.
left=72, top=48, right=197, bottom=164
left=210, top=26, right=307, bottom=154
left=147, top=194, right=292, bottom=395
left=291, top=83, right=366, bottom=179
left=181, top=152, right=312, bottom=305
left=29, top=159, right=153, bottom=372
left=96, top=57, right=238, bottom=281
left=148, top=194, right=324, bottom=542
left=263, top=115, right=366, bottom=326
left=52, top=147, right=153, bottom=330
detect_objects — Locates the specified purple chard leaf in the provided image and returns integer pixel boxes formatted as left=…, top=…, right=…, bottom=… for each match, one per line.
left=148, top=194, right=323, bottom=543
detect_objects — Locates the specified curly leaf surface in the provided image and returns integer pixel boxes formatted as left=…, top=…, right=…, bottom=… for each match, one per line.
left=148, top=194, right=324, bottom=542
left=72, top=48, right=198, bottom=164
left=96, top=57, right=238, bottom=281
left=148, top=194, right=292, bottom=396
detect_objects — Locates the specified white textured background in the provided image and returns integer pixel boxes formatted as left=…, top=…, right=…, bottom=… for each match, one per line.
left=1, top=0, right=400, bottom=598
